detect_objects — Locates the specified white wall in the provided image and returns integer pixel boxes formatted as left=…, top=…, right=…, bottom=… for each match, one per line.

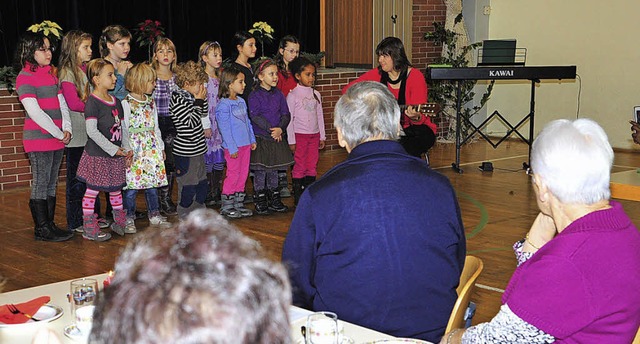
left=485, top=0, right=639, bottom=149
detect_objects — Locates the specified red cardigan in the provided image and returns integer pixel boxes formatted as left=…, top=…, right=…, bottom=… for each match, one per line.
left=277, top=70, right=298, bottom=97
left=343, top=68, right=435, bottom=133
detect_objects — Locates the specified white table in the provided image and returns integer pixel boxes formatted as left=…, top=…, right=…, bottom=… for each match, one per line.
left=0, top=273, right=398, bottom=343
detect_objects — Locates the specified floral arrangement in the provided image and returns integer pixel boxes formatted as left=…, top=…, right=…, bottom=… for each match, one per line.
left=27, top=20, right=63, bottom=44
left=249, top=21, right=274, bottom=57
left=134, top=19, right=165, bottom=61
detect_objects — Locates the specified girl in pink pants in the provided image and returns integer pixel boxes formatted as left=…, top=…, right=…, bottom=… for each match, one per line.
left=286, top=57, right=326, bottom=205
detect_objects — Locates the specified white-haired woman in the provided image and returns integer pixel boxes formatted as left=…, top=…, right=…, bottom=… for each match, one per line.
left=443, top=119, right=640, bottom=343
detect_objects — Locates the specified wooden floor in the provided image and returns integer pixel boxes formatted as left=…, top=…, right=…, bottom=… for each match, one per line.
left=2, top=140, right=640, bottom=325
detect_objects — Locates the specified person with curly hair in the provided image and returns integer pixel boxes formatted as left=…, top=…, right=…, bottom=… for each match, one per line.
left=90, top=209, right=292, bottom=343
left=169, top=61, right=209, bottom=219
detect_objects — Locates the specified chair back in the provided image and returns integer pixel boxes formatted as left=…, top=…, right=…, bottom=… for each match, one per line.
left=633, top=326, right=640, bottom=344
left=445, top=255, right=484, bottom=333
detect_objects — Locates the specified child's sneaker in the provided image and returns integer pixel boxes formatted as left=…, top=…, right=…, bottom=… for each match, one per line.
left=97, top=217, right=111, bottom=229
left=82, top=214, right=111, bottom=242
left=149, top=215, right=172, bottom=228
left=124, top=217, right=137, bottom=234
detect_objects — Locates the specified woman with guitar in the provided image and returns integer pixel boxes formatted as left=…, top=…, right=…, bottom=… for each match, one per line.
left=343, top=37, right=436, bottom=158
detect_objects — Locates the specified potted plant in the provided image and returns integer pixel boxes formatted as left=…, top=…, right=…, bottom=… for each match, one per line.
left=134, top=20, right=165, bottom=62
left=0, top=66, right=17, bottom=94
left=27, top=20, right=63, bottom=46
left=2, top=20, right=64, bottom=94
left=424, top=15, right=494, bottom=142
left=249, top=21, right=275, bottom=58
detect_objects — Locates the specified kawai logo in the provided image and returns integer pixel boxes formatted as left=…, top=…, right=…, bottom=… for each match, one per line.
left=489, top=69, right=514, bottom=77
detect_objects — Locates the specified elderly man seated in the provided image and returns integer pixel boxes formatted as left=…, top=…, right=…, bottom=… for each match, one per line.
left=89, top=209, right=292, bottom=344
left=282, top=81, right=466, bottom=343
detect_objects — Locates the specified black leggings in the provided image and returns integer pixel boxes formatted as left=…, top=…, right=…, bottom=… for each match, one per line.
left=158, top=116, right=177, bottom=173
left=400, top=124, right=436, bottom=158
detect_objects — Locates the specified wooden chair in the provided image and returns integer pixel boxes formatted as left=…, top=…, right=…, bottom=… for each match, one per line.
left=444, top=255, right=484, bottom=334
left=632, top=326, right=640, bottom=344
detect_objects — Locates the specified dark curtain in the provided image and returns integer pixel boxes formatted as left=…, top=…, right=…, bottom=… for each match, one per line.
left=0, top=0, right=320, bottom=67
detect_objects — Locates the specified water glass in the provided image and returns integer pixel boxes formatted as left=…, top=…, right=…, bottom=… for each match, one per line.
left=306, top=311, right=339, bottom=344
left=69, top=278, right=98, bottom=335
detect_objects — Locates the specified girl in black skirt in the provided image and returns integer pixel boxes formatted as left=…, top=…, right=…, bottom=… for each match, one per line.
left=248, top=59, right=294, bottom=214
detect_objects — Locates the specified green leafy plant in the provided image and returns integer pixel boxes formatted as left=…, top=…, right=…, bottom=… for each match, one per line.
left=134, top=19, right=165, bottom=62
left=301, top=51, right=326, bottom=66
left=424, top=15, right=494, bottom=142
left=249, top=21, right=274, bottom=57
left=0, top=66, right=18, bottom=94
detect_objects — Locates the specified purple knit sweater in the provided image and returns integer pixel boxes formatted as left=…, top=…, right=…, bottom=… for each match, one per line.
left=503, top=201, right=640, bottom=343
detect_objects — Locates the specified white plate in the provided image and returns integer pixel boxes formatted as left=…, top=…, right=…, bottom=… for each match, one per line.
left=64, top=324, right=90, bottom=341
left=0, top=304, right=64, bottom=327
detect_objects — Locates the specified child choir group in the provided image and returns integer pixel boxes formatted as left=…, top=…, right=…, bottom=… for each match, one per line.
left=15, top=24, right=326, bottom=242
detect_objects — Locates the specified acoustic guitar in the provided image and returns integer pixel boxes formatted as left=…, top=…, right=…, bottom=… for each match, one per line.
left=399, top=103, right=441, bottom=117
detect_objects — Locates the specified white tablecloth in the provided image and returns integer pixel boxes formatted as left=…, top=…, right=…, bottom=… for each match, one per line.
left=0, top=273, right=397, bottom=343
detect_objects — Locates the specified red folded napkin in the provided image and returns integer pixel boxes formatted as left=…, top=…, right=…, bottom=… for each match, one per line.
left=0, top=296, right=50, bottom=324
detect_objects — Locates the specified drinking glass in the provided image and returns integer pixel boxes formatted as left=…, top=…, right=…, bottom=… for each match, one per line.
left=69, top=278, right=98, bottom=335
left=306, top=311, right=339, bottom=344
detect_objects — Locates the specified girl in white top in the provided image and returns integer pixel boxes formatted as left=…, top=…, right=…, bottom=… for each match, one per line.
left=121, top=63, right=171, bottom=233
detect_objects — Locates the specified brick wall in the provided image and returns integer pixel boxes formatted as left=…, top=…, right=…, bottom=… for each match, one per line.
left=0, top=89, right=66, bottom=191
left=412, top=0, right=448, bottom=135
left=0, top=89, right=32, bottom=191
left=316, top=69, right=367, bottom=150
left=411, top=0, right=446, bottom=72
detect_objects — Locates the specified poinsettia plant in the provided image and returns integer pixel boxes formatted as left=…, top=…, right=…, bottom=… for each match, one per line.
left=27, top=20, right=63, bottom=45
left=249, top=21, right=274, bottom=57
left=134, top=19, right=165, bottom=62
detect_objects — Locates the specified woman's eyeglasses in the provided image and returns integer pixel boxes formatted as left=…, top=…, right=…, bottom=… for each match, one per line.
left=283, top=49, right=299, bottom=54
left=37, top=46, right=55, bottom=53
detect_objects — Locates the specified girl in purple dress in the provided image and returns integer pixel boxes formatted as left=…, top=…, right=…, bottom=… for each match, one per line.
left=248, top=59, right=294, bottom=214
left=198, top=41, right=225, bottom=206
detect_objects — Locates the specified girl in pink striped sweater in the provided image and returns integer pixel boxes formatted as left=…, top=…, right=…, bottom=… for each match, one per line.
left=15, top=31, right=73, bottom=242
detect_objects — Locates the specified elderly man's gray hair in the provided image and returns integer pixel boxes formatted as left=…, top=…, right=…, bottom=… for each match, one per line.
left=334, top=81, right=401, bottom=149
left=531, top=118, right=613, bottom=205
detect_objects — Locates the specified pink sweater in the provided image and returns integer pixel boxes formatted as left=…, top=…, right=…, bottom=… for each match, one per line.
left=16, top=64, right=64, bottom=152
left=286, top=84, right=326, bottom=145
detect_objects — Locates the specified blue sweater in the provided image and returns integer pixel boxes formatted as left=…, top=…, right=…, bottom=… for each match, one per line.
left=215, top=97, right=256, bottom=155
left=282, top=140, right=466, bottom=342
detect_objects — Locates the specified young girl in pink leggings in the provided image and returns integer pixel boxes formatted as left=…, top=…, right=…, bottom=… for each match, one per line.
left=216, top=67, right=256, bottom=218
left=286, top=57, right=325, bottom=205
